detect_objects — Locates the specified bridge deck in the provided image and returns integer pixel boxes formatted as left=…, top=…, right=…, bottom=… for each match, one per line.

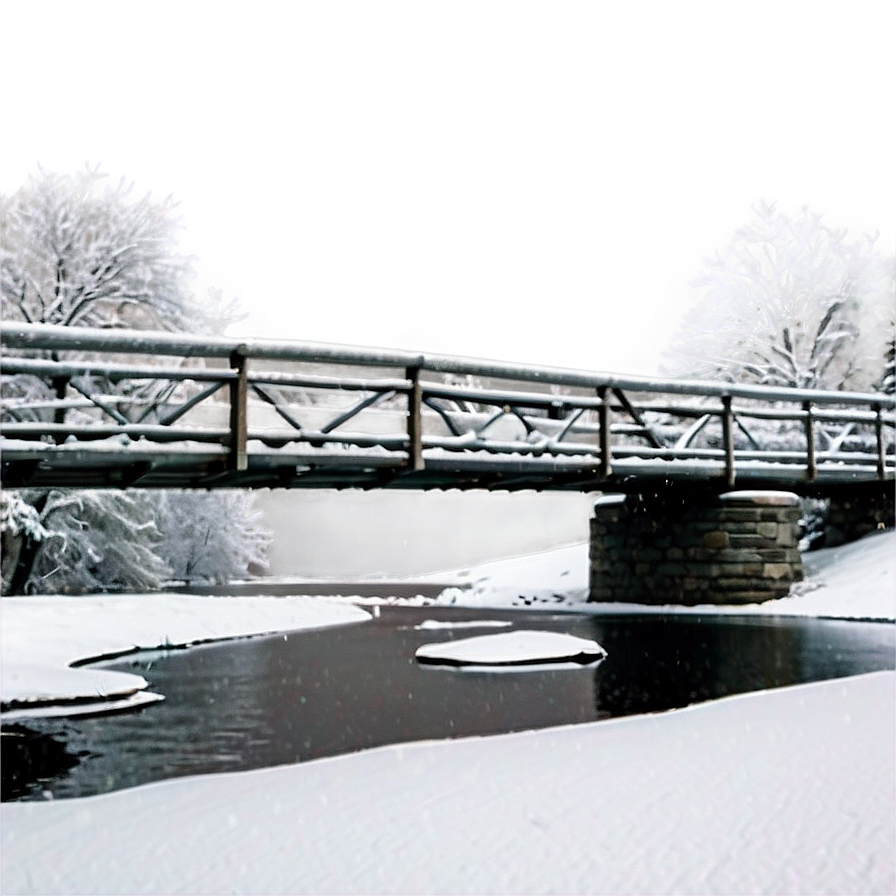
left=1, top=441, right=891, bottom=495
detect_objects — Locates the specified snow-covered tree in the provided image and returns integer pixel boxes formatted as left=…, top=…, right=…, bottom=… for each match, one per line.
left=664, top=203, right=894, bottom=392
left=0, top=167, right=232, bottom=421
left=1, top=166, right=208, bottom=332
left=1, top=167, right=270, bottom=594
left=15, top=490, right=171, bottom=595
left=159, top=491, right=271, bottom=584
left=881, top=325, right=895, bottom=395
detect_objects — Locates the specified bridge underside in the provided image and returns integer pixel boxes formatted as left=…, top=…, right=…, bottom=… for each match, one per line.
left=2, top=446, right=890, bottom=496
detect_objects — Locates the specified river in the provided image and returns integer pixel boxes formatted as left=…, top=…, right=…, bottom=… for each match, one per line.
left=3, top=605, right=894, bottom=801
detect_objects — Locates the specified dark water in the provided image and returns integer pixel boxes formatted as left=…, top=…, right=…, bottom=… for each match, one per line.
left=3, top=606, right=894, bottom=801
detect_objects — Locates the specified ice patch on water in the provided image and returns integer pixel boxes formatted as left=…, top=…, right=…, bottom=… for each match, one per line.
left=415, top=630, right=606, bottom=667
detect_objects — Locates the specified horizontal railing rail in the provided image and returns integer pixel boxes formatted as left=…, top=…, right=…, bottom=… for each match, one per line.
left=2, top=322, right=893, bottom=491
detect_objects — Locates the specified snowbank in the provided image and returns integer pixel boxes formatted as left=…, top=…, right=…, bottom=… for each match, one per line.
left=1, top=595, right=369, bottom=715
left=432, top=542, right=589, bottom=607
left=415, top=629, right=605, bottom=666
left=3, top=671, right=892, bottom=894
left=432, top=530, right=896, bottom=620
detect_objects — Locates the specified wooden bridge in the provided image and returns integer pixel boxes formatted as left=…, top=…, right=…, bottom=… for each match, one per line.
left=2, top=322, right=894, bottom=494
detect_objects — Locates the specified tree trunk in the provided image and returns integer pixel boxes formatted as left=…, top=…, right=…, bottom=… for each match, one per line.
left=6, top=492, right=49, bottom=594
left=1, top=530, right=24, bottom=594
left=52, top=373, right=69, bottom=432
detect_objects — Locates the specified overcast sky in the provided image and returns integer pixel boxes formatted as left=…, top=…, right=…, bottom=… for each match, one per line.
left=2, top=1, right=894, bottom=375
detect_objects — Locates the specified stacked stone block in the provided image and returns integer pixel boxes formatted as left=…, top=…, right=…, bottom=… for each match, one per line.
left=589, top=491, right=803, bottom=605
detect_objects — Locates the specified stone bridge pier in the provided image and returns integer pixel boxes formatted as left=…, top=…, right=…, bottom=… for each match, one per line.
left=589, top=490, right=803, bottom=605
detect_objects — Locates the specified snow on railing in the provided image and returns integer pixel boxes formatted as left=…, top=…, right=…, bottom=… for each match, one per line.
left=1, top=322, right=893, bottom=491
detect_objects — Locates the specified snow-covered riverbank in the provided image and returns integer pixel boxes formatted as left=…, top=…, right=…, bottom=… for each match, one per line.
left=425, top=528, right=896, bottom=620
left=2, top=531, right=894, bottom=894
left=1, top=596, right=370, bottom=717
left=4, top=671, right=892, bottom=895
left=3, top=532, right=892, bottom=717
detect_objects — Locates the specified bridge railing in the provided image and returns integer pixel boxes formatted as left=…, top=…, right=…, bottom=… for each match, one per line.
left=1, top=322, right=893, bottom=491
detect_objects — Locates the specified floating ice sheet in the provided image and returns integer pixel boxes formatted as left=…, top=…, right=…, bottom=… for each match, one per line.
left=415, top=629, right=606, bottom=666
left=414, top=619, right=512, bottom=631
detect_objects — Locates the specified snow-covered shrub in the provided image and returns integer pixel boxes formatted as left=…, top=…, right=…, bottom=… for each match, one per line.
left=19, top=490, right=171, bottom=594
left=664, top=203, right=894, bottom=392
left=1, top=167, right=271, bottom=594
left=1, top=491, right=49, bottom=542
left=1, top=491, right=51, bottom=594
left=158, top=491, right=271, bottom=584
left=799, top=497, right=829, bottom=551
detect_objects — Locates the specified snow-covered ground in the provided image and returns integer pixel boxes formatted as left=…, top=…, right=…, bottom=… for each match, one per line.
left=428, top=528, right=896, bottom=620
left=3, top=672, right=891, bottom=895
left=2, top=531, right=894, bottom=894
left=1, top=595, right=370, bottom=718
left=220, top=528, right=896, bottom=621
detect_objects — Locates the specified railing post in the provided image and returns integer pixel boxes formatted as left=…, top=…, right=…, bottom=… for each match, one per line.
left=803, top=400, right=817, bottom=480
left=598, top=386, right=612, bottom=479
left=406, top=366, right=424, bottom=472
left=229, top=346, right=248, bottom=472
left=721, top=395, right=735, bottom=488
left=875, top=403, right=886, bottom=480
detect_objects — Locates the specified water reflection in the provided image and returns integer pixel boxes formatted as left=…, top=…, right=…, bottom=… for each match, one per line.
left=4, top=608, right=893, bottom=802
left=587, top=616, right=807, bottom=717
left=1, top=725, right=83, bottom=800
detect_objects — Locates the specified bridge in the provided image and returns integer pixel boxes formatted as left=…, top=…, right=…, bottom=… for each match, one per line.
left=2, top=322, right=894, bottom=495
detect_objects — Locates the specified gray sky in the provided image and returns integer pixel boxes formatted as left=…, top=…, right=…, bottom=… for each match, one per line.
left=2, top=1, right=894, bottom=375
